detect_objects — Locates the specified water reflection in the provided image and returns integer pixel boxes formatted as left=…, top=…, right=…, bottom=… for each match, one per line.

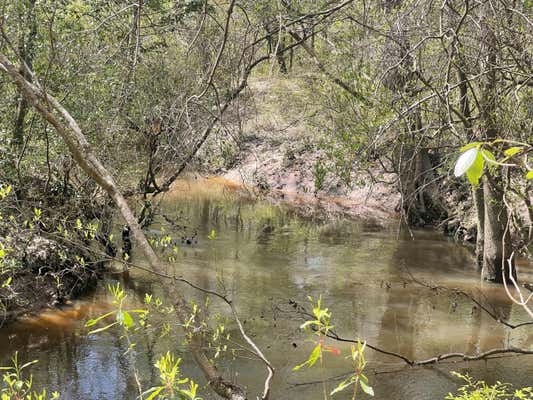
left=0, top=178, right=532, bottom=399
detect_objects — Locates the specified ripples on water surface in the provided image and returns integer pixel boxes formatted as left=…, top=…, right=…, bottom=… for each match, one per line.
left=1, top=178, right=532, bottom=399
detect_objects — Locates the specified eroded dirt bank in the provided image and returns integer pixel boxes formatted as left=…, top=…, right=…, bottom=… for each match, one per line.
left=193, top=77, right=401, bottom=225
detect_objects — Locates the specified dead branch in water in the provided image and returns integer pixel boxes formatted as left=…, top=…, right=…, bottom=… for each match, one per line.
left=284, top=299, right=533, bottom=368
left=402, top=264, right=533, bottom=329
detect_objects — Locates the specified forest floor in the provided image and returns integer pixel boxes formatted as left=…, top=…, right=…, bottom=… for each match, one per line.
left=199, top=76, right=400, bottom=225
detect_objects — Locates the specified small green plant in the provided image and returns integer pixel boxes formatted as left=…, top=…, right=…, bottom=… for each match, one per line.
left=85, top=284, right=202, bottom=399
left=313, top=161, right=328, bottom=194
left=331, top=340, right=373, bottom=399
left=293, top=296, right=373, bottom=399
left=446, top=372, right=533, bottom=399
left=0, top=352, right=59, bottom=400
left=0, top=184, right=11, bottom=200
left=85, top=283, right=147, bottom=334
left=293, top=296, right=335, bottom=370
left=141, top=352, right=202, bottom=400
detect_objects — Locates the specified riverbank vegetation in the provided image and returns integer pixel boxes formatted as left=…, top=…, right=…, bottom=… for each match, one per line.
left=0, top=0, right=532, bottom=399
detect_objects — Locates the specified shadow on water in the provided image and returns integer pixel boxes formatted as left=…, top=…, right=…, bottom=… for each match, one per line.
left=0, top=177, right=532, bottom=399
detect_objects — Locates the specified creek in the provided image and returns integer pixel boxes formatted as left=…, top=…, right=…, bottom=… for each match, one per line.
left=1, top=178, right=532, bottom=399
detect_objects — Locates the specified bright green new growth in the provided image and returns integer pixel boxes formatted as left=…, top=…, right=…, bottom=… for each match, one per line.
left=446, top=372, right=533, bottom=400
left=293, top=295, right=334, bottom=371
left=330, top=341, right=374, bottom=399
left=85, top=283, right=202, bottom=399
left=141, top=352, right=202, bottom=400
left=85, top=282, right=147, bottom=334
left=0, top=352, right=59, bottom=400
left=294, top=296, right=373, bottom=399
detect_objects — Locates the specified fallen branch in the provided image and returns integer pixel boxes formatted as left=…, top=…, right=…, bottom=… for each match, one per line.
left=403, top=265, right=533, bottom=329
left=286, top=300, right=533, bottom=367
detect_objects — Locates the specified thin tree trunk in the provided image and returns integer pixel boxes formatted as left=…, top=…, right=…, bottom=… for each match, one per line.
left=276, top=35, right=288, bottom=74
left=457, top=63, right=485, bottom=269
left=13, top=0, right=37, bottom=147
left=473, top=186, right=485, bottom=268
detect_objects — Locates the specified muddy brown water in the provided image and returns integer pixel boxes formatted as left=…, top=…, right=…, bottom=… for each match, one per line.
left=1, top=178, right=532, bottom=399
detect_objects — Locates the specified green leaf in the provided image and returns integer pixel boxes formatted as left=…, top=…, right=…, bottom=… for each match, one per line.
left=20, top=360, right=39, bottom=370
left=293, top=344, right=321, bottom=371
left=460, top=142, right=481, bottom=152
left=130, top=309, right=148, bottom=314
left=143, top=386, right=164, bottom=400
left=88, top=321, right=118, bottom=335
left=299, top=320, right=319, bottom=330
left=360, top=380, right=374, bottom=396
left=526, top=171, right=533, bottom=180
left=122, top=311, right=133, bottom=328
left=465, top=150, right=484, bottom=185
left=331, top=377, right=355, bottom=395
left=504, top=147, right=522, bottom=157
left=481, top=149, right=497, bottom=165
left=85, top=311, right=114, bottom=327
left=454, top=148, right=479, bottom=177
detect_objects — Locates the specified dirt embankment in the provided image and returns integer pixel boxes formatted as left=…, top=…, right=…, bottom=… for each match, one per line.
left=199, top=77, right=400, bottom=224
left=0, top=231, right=98, bottom=325
left=0, top=180, right=108, bottom=325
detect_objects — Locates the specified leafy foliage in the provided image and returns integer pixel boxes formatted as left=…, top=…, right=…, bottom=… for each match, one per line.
left=0, top=353, right=59, bottom=400
left=142, top=352, right=202, bottom=400
left=454, top=140, right=532, bottom=185
left=446, top=372, right=533, bottom=400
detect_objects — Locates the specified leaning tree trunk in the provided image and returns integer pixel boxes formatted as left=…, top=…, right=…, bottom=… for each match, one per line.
left=0, top=53, right=249, bottom=400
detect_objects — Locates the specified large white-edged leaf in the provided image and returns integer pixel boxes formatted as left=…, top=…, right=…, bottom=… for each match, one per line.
left=454, top=148, right=479, bottom=177
left=465, top=151, right=484, bottom=185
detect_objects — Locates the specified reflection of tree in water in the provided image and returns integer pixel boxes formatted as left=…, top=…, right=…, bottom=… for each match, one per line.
left=466, top=286, right=513, bottom=355
left=376, top=285, right=417, bottom=361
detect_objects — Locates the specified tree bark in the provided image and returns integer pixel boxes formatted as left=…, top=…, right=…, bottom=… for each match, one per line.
left=482, top=174, right=515, bottom=283
left=478, top=6, right=515, bottom=283
left=12, top=0, right=37, bottom=147
left=473, top=186, right=485, bottom=268
left=457, top=61, right=485, bottom=269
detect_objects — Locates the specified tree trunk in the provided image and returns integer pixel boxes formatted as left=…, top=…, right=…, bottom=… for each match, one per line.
left=479, top=5, right=516, bottom=283
left=457, top=62, right=485, bottom=269
left=473, top=186, right=485, bottom=269
left=13, top=0, right=37, bottom=147
left=482, top=174, right=515, bottom=283
left=276, top=35, right=288, bottom=74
